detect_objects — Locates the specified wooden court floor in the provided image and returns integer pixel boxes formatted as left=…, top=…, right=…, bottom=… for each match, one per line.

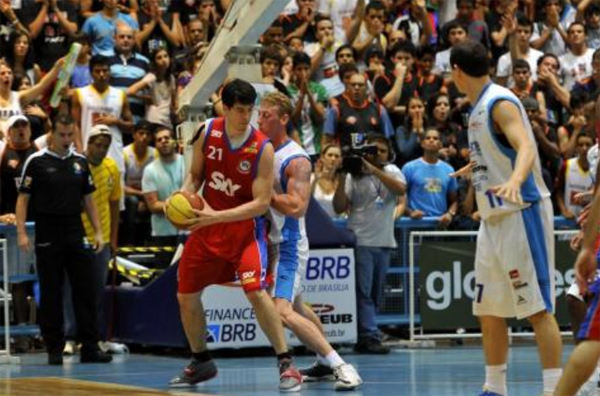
left=0, top=377, right=205, bottom=396
left=0, top=344, right=581, bottom=396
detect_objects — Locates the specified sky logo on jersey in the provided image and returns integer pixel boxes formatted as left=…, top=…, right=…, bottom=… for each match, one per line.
left=208, top=171, right=241, bottom=196
left=240, top=271, right=257, bottom=285
left=210, top=129, right=223, bottom=138
left=238, top=160, right=251, bottom=174
left=206, top=325, right=221, bottom=343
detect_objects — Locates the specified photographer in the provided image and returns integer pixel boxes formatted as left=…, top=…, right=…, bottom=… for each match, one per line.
left=332, top=133, right=405, bottom=354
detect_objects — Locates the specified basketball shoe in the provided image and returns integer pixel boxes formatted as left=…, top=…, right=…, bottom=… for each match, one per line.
left=279, top=358, right=303, bottom=392
left=299, top=362, right=335, bottom=382
left=333, top=363, right=362, bottom=390
left=169, top=359, right=218, bottom=387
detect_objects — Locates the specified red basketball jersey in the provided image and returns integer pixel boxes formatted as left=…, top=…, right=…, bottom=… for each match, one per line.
left=202, top=117, right=271, bottom=211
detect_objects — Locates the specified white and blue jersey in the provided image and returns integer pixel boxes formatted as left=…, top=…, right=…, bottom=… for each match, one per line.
left=468, top=83, right=550, bottom=220
left=469, top=83, right=555, bottom=320
left=268, top=140, right=311, bottom=302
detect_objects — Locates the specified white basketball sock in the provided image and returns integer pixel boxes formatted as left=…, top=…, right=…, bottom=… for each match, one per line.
left=484, top=364, right=507, bottom=395
left=542, top=368, right=562, bottom=394
left=324, top=350, right=345, bottom=368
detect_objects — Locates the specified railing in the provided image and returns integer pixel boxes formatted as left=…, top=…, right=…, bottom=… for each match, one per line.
left=333, top=216, right=578, bottom=326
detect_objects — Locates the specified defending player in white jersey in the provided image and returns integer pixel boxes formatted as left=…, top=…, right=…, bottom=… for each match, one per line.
left=450, top=40, right=562, bottom=396
left=257, top=91, right=362, bottom=391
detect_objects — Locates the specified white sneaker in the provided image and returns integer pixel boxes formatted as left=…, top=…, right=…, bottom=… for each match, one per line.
left=63, top=341, right=77, bottom=356
left=575, top=380, right=597, bottom=396
left=333, top=363, right=362, bottom=391
left=99, top=341, right=129, bottom=354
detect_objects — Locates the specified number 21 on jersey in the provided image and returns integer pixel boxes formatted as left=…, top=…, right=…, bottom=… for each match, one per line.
left=207, top=146, right=223, bottom=161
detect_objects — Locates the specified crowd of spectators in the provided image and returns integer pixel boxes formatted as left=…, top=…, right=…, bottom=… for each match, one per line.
left=0, top=0, right=598, bottom=352
left=1, top=0, right=598, bottom=235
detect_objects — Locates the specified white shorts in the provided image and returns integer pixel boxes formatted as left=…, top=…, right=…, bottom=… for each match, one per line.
left=268, top=237, right=308, bottom=302
left=473, top=198, right=555, bottom=320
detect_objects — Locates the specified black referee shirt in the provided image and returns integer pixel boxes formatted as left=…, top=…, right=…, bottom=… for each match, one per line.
left=19, top=148, right=95, bottom=217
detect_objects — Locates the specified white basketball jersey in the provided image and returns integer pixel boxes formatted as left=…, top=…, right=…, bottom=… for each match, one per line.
left=564, top=157, right=593, bottom=217
left=468, top=83, right=550, bottom=220
left=77, top=85, right=125, bottom=171
left=268, top=139, right=310, bottom=244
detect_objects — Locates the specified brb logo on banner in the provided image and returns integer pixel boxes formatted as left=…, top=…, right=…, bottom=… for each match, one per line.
left=206, top=323, right=257, bottom=343
left=305, top=255, right=351, bottom=280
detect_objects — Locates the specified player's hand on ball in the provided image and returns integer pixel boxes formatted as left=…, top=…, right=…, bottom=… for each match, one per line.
left=575, top=247, right=597, bottom=295
left=186, top=200, right=218, bottom=231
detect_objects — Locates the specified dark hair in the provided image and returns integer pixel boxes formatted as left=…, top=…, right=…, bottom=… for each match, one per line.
left=5, top=31, right=35, bottom=72
left=260, top=45, right=282, bottom=65
left=457, top=0, right=475, bottom=6
left=315, top=15, right=333, bottom=28
left=418, top=45, right=436, bottom=59
left=365, top=46, right=384, bottom=62
left=11, top=74, right=31, bottom=91
left=221, top=79, right=257, bottom=107
left=512, top=58, right=531, bottom=72
left=89, top=54, right=110, bottom=72
left=543, top=0, right=564, bottom=7
left=150, top=47, right=173, bottom=79
left=445, top=20, right=468, bottom=41
left=568, top=21, right=588, bottom=35
left=389, top=40, right=416, bottom=59
left=570, top=90, right=590, bottom=110
left=450, top=40, right=489, bottom=77
left=427, top=93, right=450, bottom=120
left=338, top=63, right=359, bottom=80
left=134, top=120, right=153, bottom=133
left=335, top=44, right=357, bottom=62
left=366, top=0, right=385, bottom=14
left=292, top=51, right=311, bottom=68
left=54, top=113, right=75, bottom=127
left=537, top=53, right=560, bottom=71
left=516, top=15, right=533, bottom=30
left=586, top=3, right=600, bottom=18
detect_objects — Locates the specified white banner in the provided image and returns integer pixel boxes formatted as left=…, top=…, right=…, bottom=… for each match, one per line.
left=202, top=248, right=357, bottom=349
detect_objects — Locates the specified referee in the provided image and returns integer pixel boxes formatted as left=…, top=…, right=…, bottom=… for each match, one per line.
left=15, top=114, right=112, bottom=365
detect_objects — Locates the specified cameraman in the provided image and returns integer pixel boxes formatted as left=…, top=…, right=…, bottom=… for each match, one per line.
left=332, top=133, right=405, bottom=354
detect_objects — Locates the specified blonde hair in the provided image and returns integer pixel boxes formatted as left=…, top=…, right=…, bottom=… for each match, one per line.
left=261, top=91, right=293, bottom=118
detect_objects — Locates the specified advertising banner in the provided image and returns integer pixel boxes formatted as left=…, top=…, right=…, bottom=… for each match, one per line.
left=419, top=241, right=577, bottom=330
left=201, top=248, right=357, bottom=349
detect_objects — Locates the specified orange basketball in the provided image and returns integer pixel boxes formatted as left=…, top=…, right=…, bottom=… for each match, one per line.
left=165, top=191, right=204, bottom=229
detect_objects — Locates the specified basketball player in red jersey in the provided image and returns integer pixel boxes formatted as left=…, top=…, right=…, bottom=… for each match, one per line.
left=168, top=79, right=303, bottom=392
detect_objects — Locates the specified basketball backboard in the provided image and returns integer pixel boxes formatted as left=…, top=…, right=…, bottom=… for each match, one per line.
left=177, top=0, right=287, bottom=117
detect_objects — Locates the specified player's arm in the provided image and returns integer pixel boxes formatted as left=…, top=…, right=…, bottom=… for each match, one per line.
left=181, top=123, right=207, bottom=193
left=490, top=100, right=537, bottom=204
left=271, top=157, right=312, bottom=219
